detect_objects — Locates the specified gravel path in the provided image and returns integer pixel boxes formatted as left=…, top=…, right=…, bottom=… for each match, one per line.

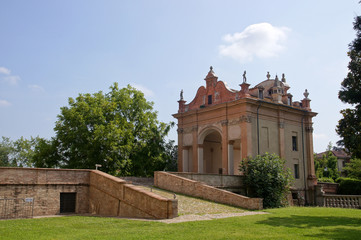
left=155, top=211, right=268, bottom=224
left=121, top=178, right=268, bottom=223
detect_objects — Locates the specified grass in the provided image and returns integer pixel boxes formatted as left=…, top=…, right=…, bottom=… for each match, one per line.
left=139, top=186, right=245, bottom=215
left=1, top=207, right=360, bottom=239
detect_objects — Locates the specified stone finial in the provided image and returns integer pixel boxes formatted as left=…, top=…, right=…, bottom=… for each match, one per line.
left=303, top=89, right=309, bottom=99
left=243, top=70, right=247, bottom=83
left=273, top=74, right=280, bottom=87
left=180, top=89, right=184, bottom=100
left=282, top=73, right=286, bottom=82
left=302, top=89, right=311, bottom=111
left=267, top=71, right=270, bottom=80
left=205, top=66, right=217, bottom=80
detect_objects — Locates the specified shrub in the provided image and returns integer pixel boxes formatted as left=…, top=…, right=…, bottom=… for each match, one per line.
left=336, top=177, right=361, bottom=195
left=317, top=177, right=335, bottom=183
left=240, top=153, right=293, bottom=208
left=343, top=158, right=361, bottom=180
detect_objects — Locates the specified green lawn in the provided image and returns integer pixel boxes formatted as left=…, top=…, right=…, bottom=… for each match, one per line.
left=0, top=207, right=360, bottom=240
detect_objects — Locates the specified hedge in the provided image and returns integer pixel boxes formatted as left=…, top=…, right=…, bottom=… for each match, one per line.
left=336, top=177, right=361, bottom=195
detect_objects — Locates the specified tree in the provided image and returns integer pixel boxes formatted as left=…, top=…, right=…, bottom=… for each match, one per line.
left=240, top=153, right=293, bottom=208
left=314, top=142, right=340, bottom=181
left=36, top=83, right=173, bottom=176
left=337, top=16, right=361, bottom=158
left=32, top=137, right=61, bottom=168
left=0, top=136, right=40, bottom=167
left=0, top=137, right=15, bottom=166
left=163, top=140, right=178, bottom=172
left=12, top=136, right=40, bottom=167
left=343, top=158, right=361, bottom=180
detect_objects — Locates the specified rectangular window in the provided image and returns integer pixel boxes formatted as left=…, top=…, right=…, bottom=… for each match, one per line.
left=259, top=89, right=264, bottom=99
left=294, top=164, right=300, bottom=179
left=292, top=135, right=298, bottom=151
left=208, top=95, right=212, bottom=104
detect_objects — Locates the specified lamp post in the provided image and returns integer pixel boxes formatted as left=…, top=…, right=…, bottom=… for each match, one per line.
left=95, top=164, right=102, bottom=170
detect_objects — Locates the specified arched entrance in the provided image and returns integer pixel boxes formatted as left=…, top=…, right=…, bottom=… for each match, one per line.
left=202, top=130, right=222, bottom=174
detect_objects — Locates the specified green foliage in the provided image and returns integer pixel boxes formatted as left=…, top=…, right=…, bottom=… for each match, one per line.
left=0, top=137, right=15, bottom=167
left=240, top=153, right=293, bottom=208
left=32, top=138, right=61, bottom=168
left=163, top=140, right=178, bottom=172
left=0, top=136, right=42, bottom=167
left=317, top=177, right=334, bottom=183
left=314, top=143, right=340, bottom=180
left=336, top=177, right=361, bottom=195
left=34, top=83, right=173, bottom=176
left=342, top=158, right=361, bottom=180
left=337, top=16, right=361, bottom=158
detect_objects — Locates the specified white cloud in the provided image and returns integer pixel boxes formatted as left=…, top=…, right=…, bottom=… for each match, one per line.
left=0, top=100, right=11, bottom=107
left=28, top=84, right=45, bottom=92
left=3, top=75, right=20, bottom=85
left=0, top=67, right=11, bottom=75
left=132, top=84, right=154, bottom=98
left=219, top=23, right=290, bottom=63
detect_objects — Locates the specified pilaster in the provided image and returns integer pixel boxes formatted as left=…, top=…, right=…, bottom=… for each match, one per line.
left=221, top=120, right=229, bottom=174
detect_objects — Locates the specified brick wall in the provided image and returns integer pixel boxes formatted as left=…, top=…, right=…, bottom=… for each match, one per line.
left=0, top=168, right=90, bottom=216
left=154, top=171, right=263, bottom=210
left=0, top=167, right=177, bottom=219
left=317, top=182, right=339, bottom=194
left=89, top=170, right=177, bottom=219
left=171, top=172, right=244, bottom=188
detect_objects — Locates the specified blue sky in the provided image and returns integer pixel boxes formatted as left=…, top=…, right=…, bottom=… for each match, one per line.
left=0, top=0, right=359, bottom=153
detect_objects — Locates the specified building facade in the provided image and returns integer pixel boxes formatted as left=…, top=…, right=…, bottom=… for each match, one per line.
left=173, top=67, right=318, bottom=202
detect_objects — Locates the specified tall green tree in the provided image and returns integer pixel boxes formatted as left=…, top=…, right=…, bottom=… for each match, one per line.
left=314, top=142, right=339, bottom=180
left=0, top=137, right=15, bottom=166
left=36, top=83, right=173, bottom=176
left=337, top=16, right=361, bottom=158
left=343, top=158, right=361, bottom=180
left=0, top=136, right=41, bottom=167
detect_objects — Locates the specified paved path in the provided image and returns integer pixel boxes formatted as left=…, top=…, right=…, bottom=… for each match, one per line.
left=155, top=211, right=268, bottom=224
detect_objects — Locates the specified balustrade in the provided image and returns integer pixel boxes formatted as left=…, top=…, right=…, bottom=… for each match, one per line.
left=324, top=195, right=361, bottom=209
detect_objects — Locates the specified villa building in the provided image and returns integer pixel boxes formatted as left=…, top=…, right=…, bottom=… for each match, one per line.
left=173, top=67, right=318, bottom=203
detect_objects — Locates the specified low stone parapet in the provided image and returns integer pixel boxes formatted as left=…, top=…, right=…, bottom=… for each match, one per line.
left=89, top=170, right=178, bottom=219
left=171, top=172, right=244, bottom=188
left=0, top=167, right=178, bottom=219
left=323, top=194, right=361, bottom=209
left=154, top=171, right=263, bottom=210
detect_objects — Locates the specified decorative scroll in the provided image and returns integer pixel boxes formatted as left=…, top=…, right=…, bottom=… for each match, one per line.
left=305, top=126, right=314, bottom=133
left=240, top=115, right=252, bottom=123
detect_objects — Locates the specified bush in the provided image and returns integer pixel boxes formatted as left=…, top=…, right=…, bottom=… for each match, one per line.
left=240, top=153, right=293, bottom=208
left=317, top=177, right=335, bottom=183
left=336, top=177, right=361, bottom=195
left=343, top=158, right=361, bottom=180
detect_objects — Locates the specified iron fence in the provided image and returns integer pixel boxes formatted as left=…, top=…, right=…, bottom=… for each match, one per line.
left=0, top=198, right=34, bottom=219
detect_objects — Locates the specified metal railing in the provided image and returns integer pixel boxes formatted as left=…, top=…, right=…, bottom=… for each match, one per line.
left=324, top=195, right=361, bottom=209
left=0, top=198, right=34, bottom=219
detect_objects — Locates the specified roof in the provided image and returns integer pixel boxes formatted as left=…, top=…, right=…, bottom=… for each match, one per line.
left=316, top=150, right=351, bottom=160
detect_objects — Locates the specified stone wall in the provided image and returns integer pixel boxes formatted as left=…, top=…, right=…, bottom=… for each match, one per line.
left=154, top=171, right=263, bottom=210
left=0, top=168, right=90, bottom=216
left=89, top=171, right=177, bottom=219
left=317, top=182, right=338, bottom=194
left=0, top=167, right=177, bottom=219
left=171, top=172, right=244, bottom=187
